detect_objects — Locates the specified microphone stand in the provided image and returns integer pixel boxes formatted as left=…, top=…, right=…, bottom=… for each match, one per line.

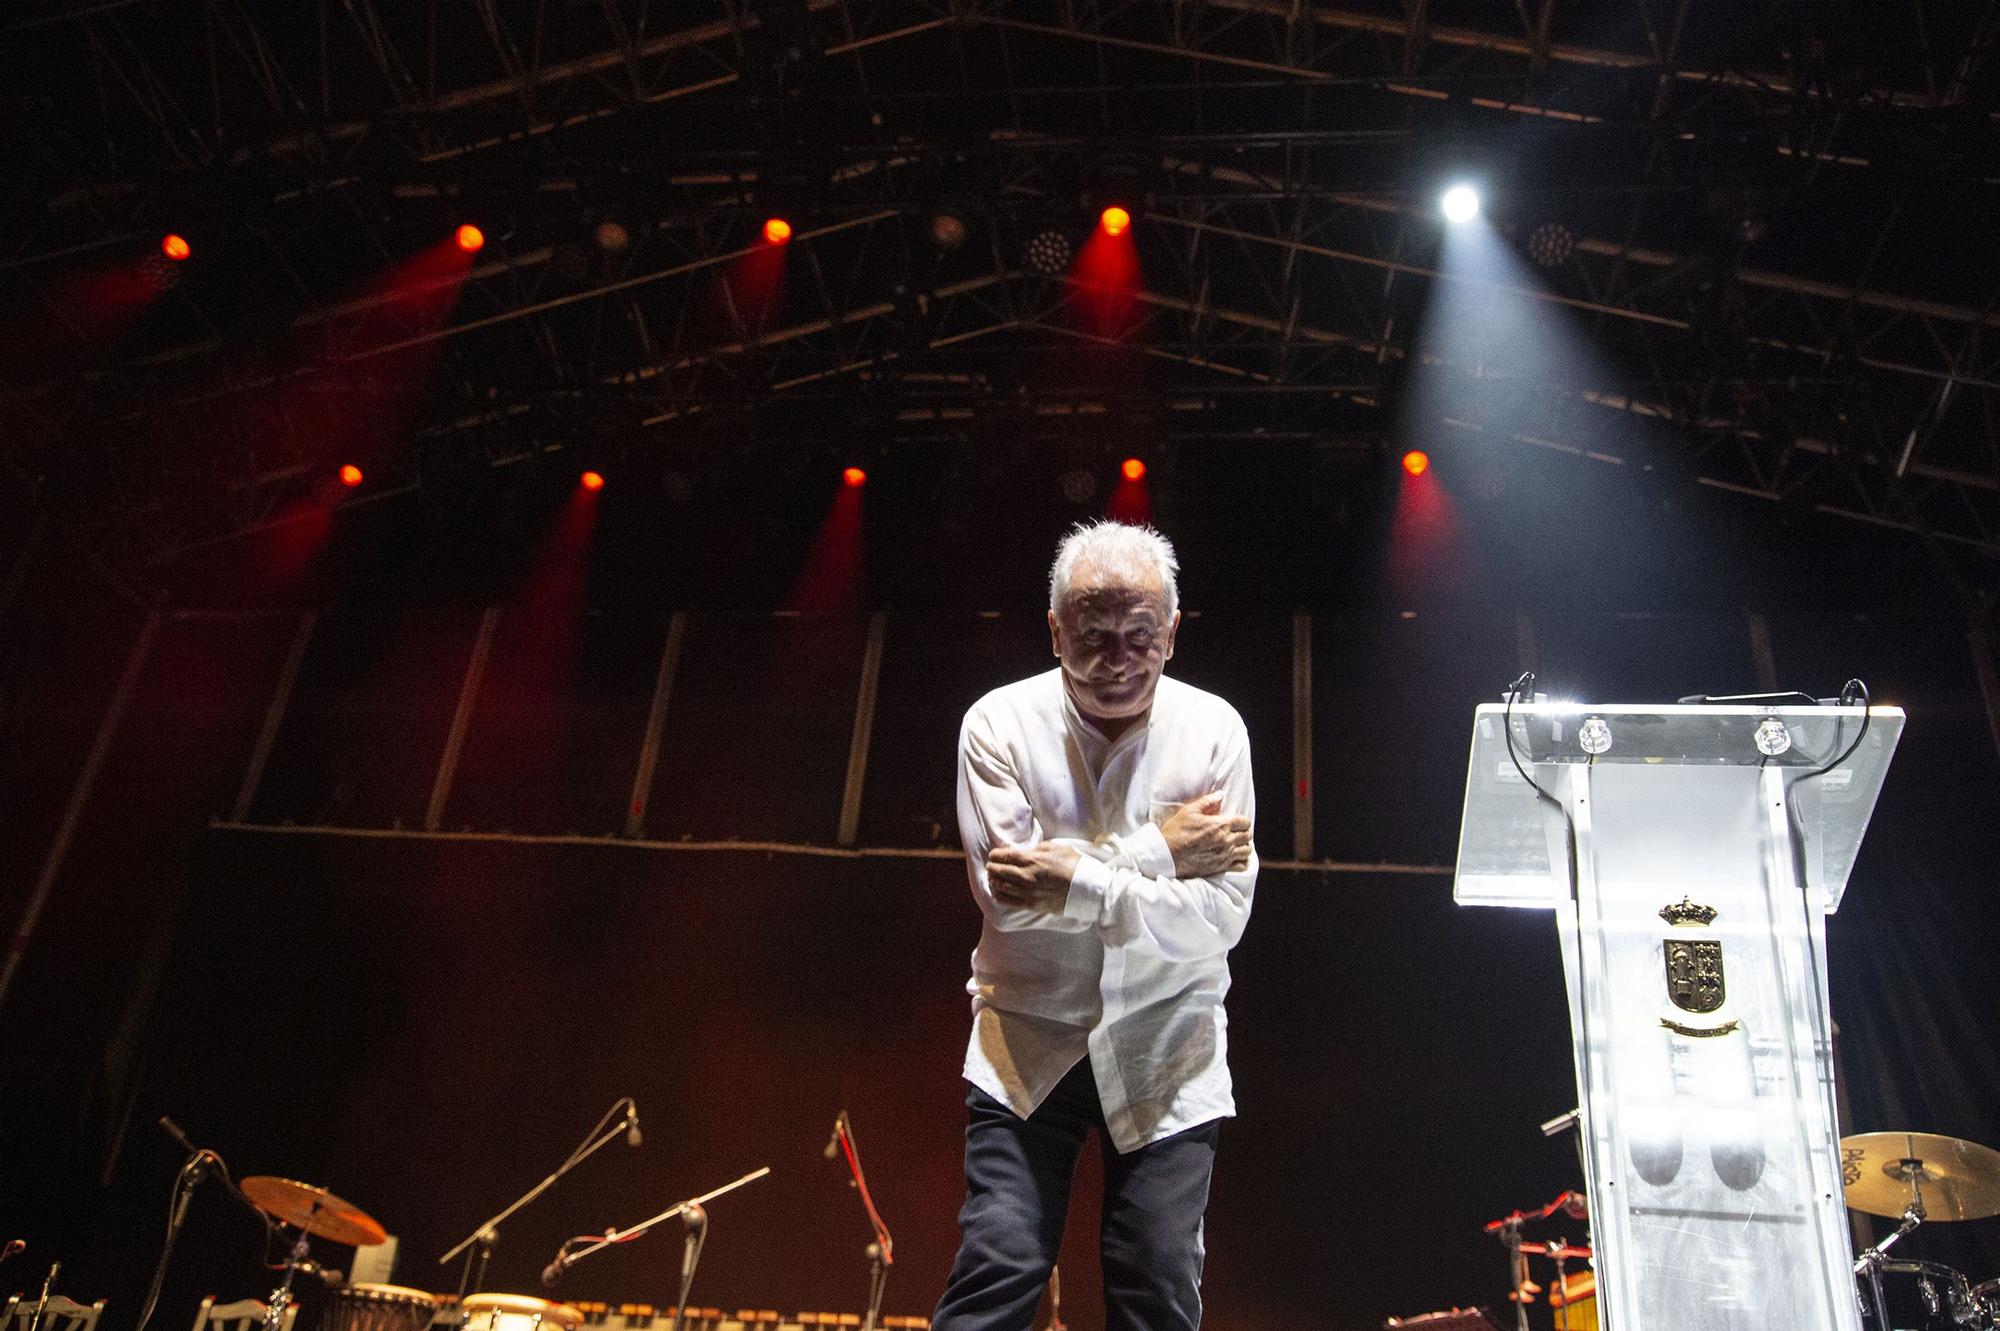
left=437, top=1100, right=641, bottom=1309
left=136, top=1120, right=278, bottom=1331
left=545, top=1168, right=771, bottom=1331
left=826, top=1112, right=894, bottom=1331
left=26, top=1262, right=60, bottom=1331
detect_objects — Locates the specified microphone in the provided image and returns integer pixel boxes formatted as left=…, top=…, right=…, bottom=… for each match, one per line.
left=678, top=1206, right=706, bottom=1284
left=160, top=1117, right=199, bottom=1154
left=1540, top=1108, right=1580, bottom=1137
left=625, top=1101, right=643, bottom=1149
left=1561, top=1191, right=1589, bottom=1221
left=823, top=1114, right=843, bottom=1161
left=540, top=1249, right=572, bottom=1290
left=293, top=1261, right=344, bottom=1289
left=1, top=1239, right=24, bottom=1265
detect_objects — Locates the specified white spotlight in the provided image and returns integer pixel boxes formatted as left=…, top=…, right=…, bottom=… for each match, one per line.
left=1440, top=184, right=1481, bottom=225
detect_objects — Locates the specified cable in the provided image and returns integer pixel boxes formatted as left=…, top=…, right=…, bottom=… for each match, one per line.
left=562, top=1098, right=633, bottom=1170
left=135, top=1150, right=219, bottom=1331
left=1502, top=673, right=1563, bottom=809
left=1800, top=679, right=1871, bottom=782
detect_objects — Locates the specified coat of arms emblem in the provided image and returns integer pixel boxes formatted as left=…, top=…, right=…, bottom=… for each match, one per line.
left=1659, top=897, right=1738, bottom=1037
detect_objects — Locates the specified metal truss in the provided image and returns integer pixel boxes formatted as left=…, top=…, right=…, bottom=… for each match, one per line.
left=4, top=0, right=2000, bottom=570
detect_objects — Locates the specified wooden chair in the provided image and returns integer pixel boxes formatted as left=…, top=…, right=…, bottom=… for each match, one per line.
left=190, top=1298, right=297, bottom=1331
left=6, top=1295, right=106, bottom=1331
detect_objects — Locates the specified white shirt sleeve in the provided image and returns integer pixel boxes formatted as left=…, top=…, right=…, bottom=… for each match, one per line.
left=957, top=708, right=1095, bottom=934
left=1061, top=726, right=1258, bottom=961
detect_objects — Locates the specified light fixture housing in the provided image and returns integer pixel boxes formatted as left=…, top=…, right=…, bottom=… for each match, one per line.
left=1440, top=184, right=1481, bottom=225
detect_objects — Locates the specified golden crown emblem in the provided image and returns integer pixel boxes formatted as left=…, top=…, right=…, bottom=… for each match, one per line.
left=1659, top=897, right=1720, bottom=927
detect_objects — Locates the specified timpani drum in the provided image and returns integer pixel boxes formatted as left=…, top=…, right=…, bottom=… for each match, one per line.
left=458, top=1294, right=584, bottom=1331
left=325, top=1284, right=441, bottom=1331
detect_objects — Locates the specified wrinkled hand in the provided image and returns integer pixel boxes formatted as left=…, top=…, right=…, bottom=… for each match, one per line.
left=1159, top=792, right=1253, bottom=877
left=986, top=841, right=1081, bottom=914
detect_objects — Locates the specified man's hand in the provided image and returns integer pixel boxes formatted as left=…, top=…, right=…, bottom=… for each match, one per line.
left=986, top=841, right=1082, bottom=914
left=1159, top=793, right=1253, bottom=877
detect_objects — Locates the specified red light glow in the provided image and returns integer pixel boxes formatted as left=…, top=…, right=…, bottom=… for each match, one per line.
left=161, top=234, right=191, bottom=262
left=842, top=466, right=867, bottom=488
left=580, top=470, right=605, bottom=492
left=764, top=217, right=793, bottom=245
left=1100, top=206, right=1132, bottom=237
left=338, top=464, right=364, bottom=487
left=1402, top=450, right=1430, bottom=477
left=1120, top=457, right=1147, bottom=481
left=455, top=224, right=486, bottom=253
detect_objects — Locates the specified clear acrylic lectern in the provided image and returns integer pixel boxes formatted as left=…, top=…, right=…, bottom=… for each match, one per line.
left=1455, top=700, right=1904, bottom=1331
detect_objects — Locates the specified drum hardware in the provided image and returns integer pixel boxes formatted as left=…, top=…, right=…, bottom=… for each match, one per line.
left=1843, top=1132, right=2000, bottom=1331
left=240, top=1178, right=389, bottom=1331
left=1481, top=1193, right=1590, bottom=1331
left=1972, top=1278, right=2000, bottom=1327
left=1534, top=1244, right=1592, bottom=1331
left=437, top=1098, right=646, bottom=1317
left=823, top=1112, right=894, bottom=1331
left=136, top=1119, right=291, bottom=1331
left=542, top=1167, right=771, bottom=1331
left=1859, top=1261, right=1986, bottom=1331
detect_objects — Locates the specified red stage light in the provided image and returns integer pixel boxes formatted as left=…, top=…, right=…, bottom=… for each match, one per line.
left=842, top=466, right=867, bottom=488
left=161, top=234, right=191, bottom=262
left=338, top=464, right=364, bottom=487
left=580, top=470, right=605, bottom=492
left=455, top=224, right=486, bottom=253
left=764, top=217, right=793, bottom=245
left=1120, top=457, right=1147, bottom=481
left=1402, top=450, right=1430, bottom=477
left=1100, top=206, right=1132, bottom=237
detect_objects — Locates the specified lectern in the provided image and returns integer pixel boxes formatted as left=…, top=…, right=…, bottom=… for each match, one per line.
left=1455, top=698, right=1904, bottom=1331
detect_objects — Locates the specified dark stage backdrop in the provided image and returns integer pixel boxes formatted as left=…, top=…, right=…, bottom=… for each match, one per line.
left=4, top=497, right=2000, bottom=1329
left=23, top=839, right=1587, bottom=1331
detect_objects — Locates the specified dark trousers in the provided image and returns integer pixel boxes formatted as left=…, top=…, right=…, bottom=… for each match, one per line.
left=931, top=1058, right=1221, bottom=1331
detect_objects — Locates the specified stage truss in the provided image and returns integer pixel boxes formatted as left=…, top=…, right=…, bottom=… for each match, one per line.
left=3, top=0, right=1999, bottom=579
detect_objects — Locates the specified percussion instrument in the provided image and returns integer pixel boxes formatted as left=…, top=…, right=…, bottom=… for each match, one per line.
left=1858, top=1260, right=1986, bottom=1331
left=1548, top=1271, right=1597, bottom=1331
left=326, top=1284, right=440, bottom=1331
left=460, top=1294, right=584, bottom=1331
left=240, top=1177, right=389, bottom=1248
left=1839, top=1133, right=2000, bottom=1222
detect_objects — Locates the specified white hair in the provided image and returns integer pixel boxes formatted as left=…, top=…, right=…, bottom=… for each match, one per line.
left=1048, top=520, right=1180, bottom=617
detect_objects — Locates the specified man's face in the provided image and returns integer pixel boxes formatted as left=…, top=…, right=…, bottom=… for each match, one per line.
left=1047, top=564, right=1179, bottom=725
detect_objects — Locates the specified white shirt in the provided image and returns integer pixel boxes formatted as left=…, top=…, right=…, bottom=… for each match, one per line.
left=956, top=668, right=1258, bottom=1153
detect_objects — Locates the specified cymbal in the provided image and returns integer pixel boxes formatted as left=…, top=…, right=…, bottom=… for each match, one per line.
left=1839, top=1132, right=2000, bottom=1221
left=240, top=1176, right=388, bottom=1247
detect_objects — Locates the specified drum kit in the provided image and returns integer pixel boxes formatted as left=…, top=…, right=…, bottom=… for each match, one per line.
left=132, top=1105, right=782, bottom=1331
left=1846, top=1131, right=2000, bottom=1331
left=228, top=1178, right=582, bottom=1331
left=1454, top=1131, right=2000, bottom=1331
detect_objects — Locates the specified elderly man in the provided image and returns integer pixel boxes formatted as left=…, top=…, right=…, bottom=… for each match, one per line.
left=933, top=520, right=1258, bottom=1331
